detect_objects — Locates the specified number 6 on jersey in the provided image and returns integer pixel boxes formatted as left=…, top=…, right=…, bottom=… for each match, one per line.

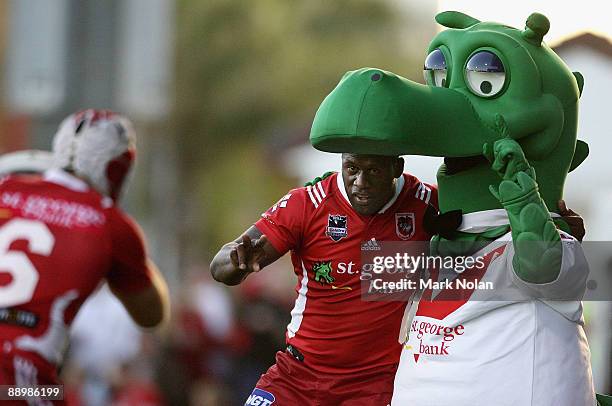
left=0, top=219, right=55, bottom=307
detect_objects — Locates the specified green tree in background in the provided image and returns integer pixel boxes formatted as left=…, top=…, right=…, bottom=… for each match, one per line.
left=174, top=0, right=434, bottom=259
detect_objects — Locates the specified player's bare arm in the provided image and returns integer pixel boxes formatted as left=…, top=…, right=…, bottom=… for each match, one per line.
left=211, top=225, right=283, bottom=285
left=109, top=261, right=170, bottom=328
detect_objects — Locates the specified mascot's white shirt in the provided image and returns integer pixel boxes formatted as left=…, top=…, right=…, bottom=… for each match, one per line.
left=392, top=211, right=595, bottom=406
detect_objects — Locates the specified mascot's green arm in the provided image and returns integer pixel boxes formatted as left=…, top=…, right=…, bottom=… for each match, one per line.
left=484, top=137, right=562, bottom=283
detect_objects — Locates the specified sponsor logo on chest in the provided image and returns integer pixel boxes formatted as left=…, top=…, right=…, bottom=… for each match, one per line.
left=311, top=261, right=353, bottom=291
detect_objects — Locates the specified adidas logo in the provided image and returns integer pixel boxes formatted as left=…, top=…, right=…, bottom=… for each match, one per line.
left=361, top=238, right=381, bottom=251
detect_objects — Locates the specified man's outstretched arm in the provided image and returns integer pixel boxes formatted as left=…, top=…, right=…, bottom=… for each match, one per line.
left=210, top=225, right=283, bottom=285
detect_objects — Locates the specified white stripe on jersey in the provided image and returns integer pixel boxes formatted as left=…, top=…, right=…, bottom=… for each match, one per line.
left=316, top=182, right=326, bottom=199
left=415, top=183, right=432, bottom=204
left=287, top=262, right=309, bottom=338
left=306, top=186, right=319, bottom=208
left=311, top=183, right=323, bottom=203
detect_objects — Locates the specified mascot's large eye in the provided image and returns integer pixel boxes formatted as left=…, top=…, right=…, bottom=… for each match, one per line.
left=424, top=49, right=448, bottom=87
left=465, top=51, right=506, bottom=97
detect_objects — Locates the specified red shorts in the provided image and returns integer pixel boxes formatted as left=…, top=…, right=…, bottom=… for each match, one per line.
left=245, top=350, right=396, bottom=406
left=0, top=348, right=64, bottom=406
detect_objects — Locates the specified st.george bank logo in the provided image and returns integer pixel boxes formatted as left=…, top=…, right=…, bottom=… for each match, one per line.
left=245, top=388, right=275, bottom=406
left=405, top=320, right=466, bottom=363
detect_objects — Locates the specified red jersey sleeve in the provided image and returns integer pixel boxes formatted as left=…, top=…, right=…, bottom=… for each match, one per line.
left=254, top=188, right=306, bottom=254
left=106, top=208, right=154, bottom=293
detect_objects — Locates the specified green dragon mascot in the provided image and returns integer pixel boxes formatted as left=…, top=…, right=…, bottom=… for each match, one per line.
left=310, top=11, right=609, bottom=406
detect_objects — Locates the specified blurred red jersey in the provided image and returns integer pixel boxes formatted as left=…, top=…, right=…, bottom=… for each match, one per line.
left=255, top=173, right=436, bottom=374
left=0, top=169, right=153, bottom=389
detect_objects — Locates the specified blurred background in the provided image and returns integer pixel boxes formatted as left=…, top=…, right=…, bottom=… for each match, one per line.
left=0, top=0, right=610, bottom=404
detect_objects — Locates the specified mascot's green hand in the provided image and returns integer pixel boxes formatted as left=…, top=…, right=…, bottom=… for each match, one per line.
left=485, top=139, right=562, bottom=283
left=304, top=171, right=335, bottom=187
left=485, top=138, right=532, bottom=182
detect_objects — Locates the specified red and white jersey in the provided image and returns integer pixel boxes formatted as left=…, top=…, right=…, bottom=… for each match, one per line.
left=255, top=173, right=436, bottom=374
left=0, top=169, right=153, bottom=369
left=392, top=214, right=595, bottom=406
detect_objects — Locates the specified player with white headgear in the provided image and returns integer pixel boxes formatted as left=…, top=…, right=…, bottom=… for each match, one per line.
left=52, top=109, right=137, bottom=202
left=0, top=109, right=169, bottom=400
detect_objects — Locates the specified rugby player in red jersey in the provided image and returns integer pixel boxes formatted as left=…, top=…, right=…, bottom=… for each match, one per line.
left=211, top=154, right=436, bottom=405
left=0, top=110, right=169, bottom=405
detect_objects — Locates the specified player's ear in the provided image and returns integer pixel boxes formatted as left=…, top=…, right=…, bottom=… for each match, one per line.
left=393, top=157, right=404, bottom=178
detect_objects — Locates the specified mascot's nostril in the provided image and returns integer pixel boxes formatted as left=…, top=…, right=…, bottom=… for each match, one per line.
left=371, top=73, right=381, bottom=82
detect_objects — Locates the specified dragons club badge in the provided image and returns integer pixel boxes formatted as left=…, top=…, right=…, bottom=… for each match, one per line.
left=395, top=213, right=415, bottom=240
left=326, top=214, right=348, bottom=242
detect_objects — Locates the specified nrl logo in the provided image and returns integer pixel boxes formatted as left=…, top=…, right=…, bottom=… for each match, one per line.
left=326, top=214, right=348, bottom=242
left=396, top=212, right=416, bottom=240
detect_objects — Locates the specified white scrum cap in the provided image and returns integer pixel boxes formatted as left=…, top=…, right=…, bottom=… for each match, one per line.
left=52, top=109, right=136, bottom=201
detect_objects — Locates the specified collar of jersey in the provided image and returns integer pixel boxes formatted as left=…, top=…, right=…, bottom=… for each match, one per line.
left=459, top=209, right=561, bottom=233
left=336, top=172, right=405, bottom=214
left=44, top=168, right=89, bottom=192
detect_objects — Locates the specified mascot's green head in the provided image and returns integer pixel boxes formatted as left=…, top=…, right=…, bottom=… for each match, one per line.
left=310, top=11, right=588, bottom=214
